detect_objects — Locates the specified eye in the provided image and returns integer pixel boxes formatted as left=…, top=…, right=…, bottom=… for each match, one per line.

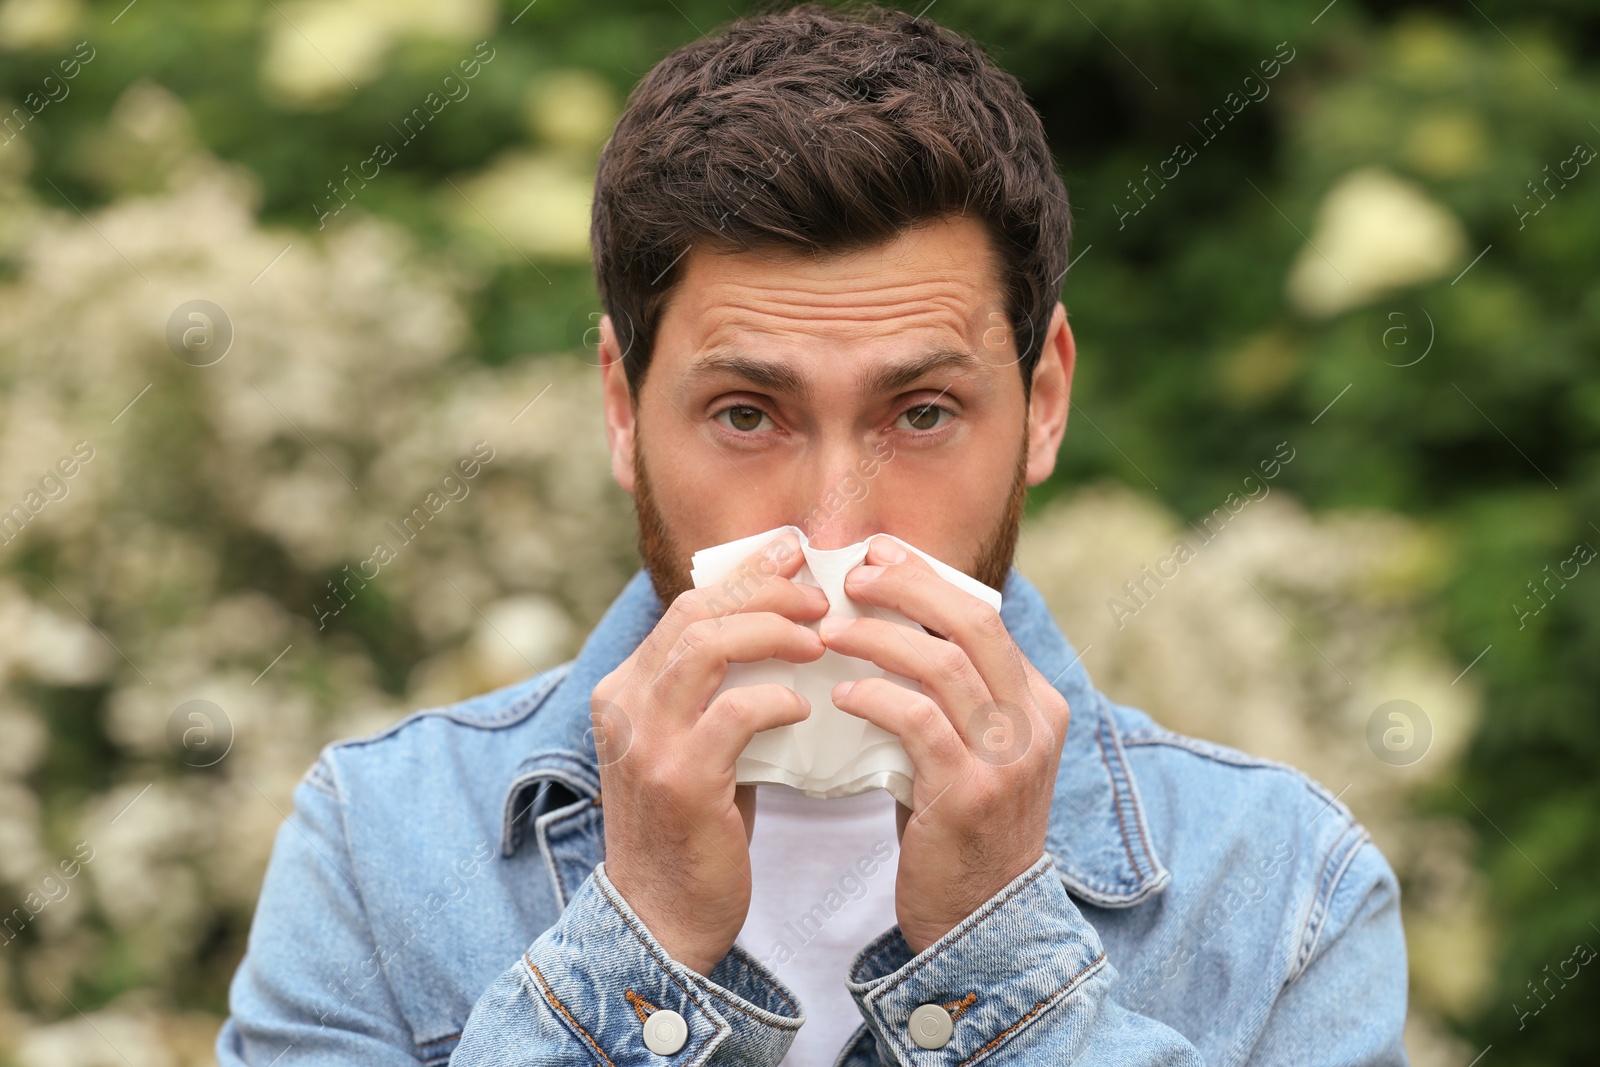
left=894, top=403, right=952, bottom=432
left=713, top=404, right=773, bottom=432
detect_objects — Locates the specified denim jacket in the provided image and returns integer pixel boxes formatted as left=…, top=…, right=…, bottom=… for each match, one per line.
left=217, top=566, right=1409, bottom=1066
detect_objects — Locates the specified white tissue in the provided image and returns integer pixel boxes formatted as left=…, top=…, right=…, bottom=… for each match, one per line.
left=689, top=524, right=1002, bottom=806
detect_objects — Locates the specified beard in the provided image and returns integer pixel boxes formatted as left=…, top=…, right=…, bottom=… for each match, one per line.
left=632, top=431, right=1029, bottom=609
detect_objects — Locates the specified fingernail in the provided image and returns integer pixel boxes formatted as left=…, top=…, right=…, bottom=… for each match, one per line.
left=852, top=565, right=884, bottom=583
left=873, top=537, right=907, bottom=563
left=819, top=617, right=850, bottom=638
left=834, top=680, right=856, bottom=699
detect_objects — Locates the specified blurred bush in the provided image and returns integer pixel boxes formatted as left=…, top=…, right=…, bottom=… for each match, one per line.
left=0, top=0, right=1595, bottom=1064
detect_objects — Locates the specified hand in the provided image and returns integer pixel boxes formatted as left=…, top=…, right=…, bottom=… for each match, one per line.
left=593, top=531, right=828, bottom=976
left=819, top=536, right=1070, bottom=954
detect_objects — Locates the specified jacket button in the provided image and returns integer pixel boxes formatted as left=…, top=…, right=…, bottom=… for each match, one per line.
left=908, top=1004, right=953, bottom=1049
left=643, top=1008, right=688, bottom=1055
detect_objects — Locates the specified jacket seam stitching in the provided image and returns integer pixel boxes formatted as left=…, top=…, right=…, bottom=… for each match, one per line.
left=414, top=1029, right=461, bottom=1048
left=1095, top=708, right=1148, bottom=880
left=1292, top=823, right=1370, bottom=981
left=1122, top=732, right=1359, bottom=828
left=1124, top=731, right=1341, bottom=785
left=1046, top=850, right=1130, bottom=900
left=1292, top=822, right=1354, bottom=979
left=329, top=662, right=575, bottom=753
left=1122, top=729, right=1299, bottom=769
left=1099, top=698, right=1167, bottom=881
left=952, top=951, right=1106, bottom=1067
left=525, top=957, right=618, bottom=1067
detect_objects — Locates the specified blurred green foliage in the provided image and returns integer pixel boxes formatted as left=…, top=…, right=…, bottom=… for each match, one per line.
left=2, top=0, right=1597, bottom=1062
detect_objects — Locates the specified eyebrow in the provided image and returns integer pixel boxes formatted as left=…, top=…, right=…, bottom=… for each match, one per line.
left=685, top=348, right=988, bottom=400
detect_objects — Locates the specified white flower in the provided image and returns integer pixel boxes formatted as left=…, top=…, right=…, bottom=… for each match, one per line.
left=1286, top=167, right=1468, bottom=317
left=447, top=151, right=595, bottom=262
left=15, top=1012, right=172, bottom=1067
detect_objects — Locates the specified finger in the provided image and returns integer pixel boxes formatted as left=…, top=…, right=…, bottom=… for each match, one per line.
left=692, top=682, right=813, bottom=770
left=701, top=528, right=828, bottom=623
left=824, top=617, right=1038, bottom=767
left=829, top=676, right=967, bottom=785
left=818, top=615, right=989, bottom=723
left=635, top=534, right=826, bottom=676
left=845, top=538, right=1032, bottom=708
left=643, top=611, right=826, bottom=728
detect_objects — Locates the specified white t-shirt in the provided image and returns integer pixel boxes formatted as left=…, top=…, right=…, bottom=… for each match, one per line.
left=735, top=783, right=902, bottom=1066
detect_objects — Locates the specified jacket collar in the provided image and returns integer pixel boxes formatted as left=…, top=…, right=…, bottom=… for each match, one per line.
left=499, top=565, right=1170, bottom=908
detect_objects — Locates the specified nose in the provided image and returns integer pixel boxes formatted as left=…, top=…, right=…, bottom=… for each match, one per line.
left=795, top=441, right=882, bottom=550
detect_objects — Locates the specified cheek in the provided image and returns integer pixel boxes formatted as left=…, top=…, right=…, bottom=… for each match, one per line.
left=637, top=400, right=718, bottom=488
left=856, top=458, right=1005, bottom=557
left=889, top=427, right=1021, bottom=508
left=635, top=413, right=789, bottom=547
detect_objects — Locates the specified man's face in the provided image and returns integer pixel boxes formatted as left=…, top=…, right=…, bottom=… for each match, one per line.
left=598, top=213, right=1074, bottom=606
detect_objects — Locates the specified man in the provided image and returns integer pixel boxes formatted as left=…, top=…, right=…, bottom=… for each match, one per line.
left=218, top=4, right=1409, bottom=1064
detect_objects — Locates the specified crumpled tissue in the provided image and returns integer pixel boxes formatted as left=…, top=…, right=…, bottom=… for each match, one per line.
left=689, top=524, right=1002, bottom=806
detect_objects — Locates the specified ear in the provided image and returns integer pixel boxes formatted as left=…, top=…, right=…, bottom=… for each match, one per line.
left=1025, top=301, right=1074, bottom=487
left=598, top=313, right=638, bottom=494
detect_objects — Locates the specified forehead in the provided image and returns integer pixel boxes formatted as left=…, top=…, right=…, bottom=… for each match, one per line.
left=653, top=214, right=1007, bottom=367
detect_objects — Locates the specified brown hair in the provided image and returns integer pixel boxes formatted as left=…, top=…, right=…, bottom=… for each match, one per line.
left=589, top=1, right=1071, bottom=402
